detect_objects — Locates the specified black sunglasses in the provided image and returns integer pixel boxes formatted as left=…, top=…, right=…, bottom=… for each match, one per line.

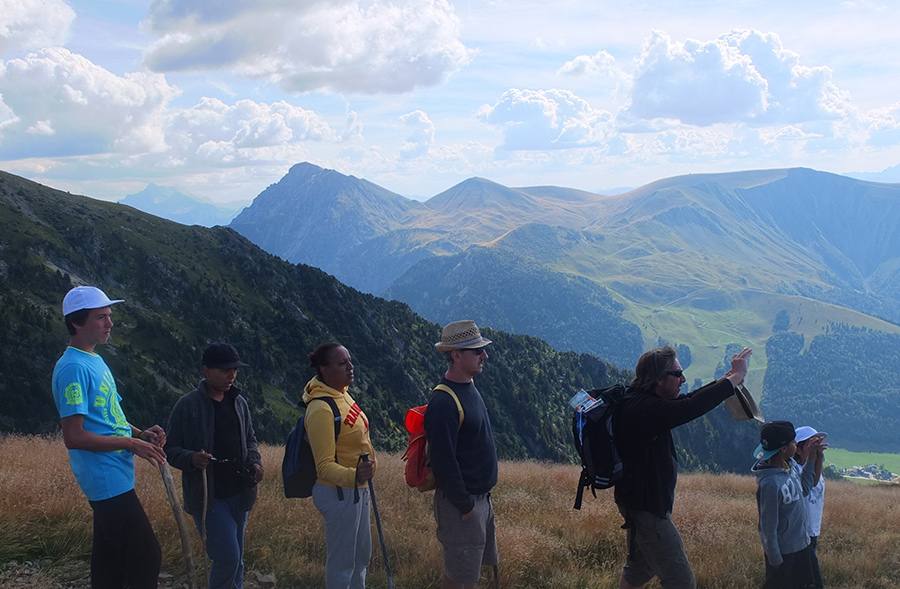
left=462, top=348, right=486, bottom=355
left=666, top=370, right=684, bottom=378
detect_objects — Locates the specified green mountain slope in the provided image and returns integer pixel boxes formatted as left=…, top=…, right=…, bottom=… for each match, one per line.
left=0, top=170, right=618, bottom=460
left=229, top=165, right=900, bottom=385
left=384, top=225, right=644, bottom=369
left=0, top=170, right=766, bottom=470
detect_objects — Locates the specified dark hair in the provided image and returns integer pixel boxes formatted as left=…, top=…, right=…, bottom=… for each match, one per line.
left=308, top=342, right=343, bottom=378
left=64, top=309, right=91, bottom=336
left=630, top=346, right=678, bottom=391
left=443, top=351, right=455, bottom=366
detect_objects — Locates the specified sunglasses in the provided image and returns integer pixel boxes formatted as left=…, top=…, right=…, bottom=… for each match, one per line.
left=462, top=348, right=486, bottom=355
left=666, top=370, right=684, bottom=378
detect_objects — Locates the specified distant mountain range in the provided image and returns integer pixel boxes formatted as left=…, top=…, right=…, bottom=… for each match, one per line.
left=3, top=169, right=899, bottom=456
left=229, top=163, right=900, bottom=392
left=847, top=163, right=900, bottom=184
left=0, top=169, right=770, bottom=469
left=120, top=184, right=248, bottom=227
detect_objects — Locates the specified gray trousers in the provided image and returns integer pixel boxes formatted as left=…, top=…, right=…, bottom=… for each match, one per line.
left=312, top=482, right=372, bottom=589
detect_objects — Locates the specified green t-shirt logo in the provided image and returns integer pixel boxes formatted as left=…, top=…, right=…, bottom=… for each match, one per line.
left=65, top=382, right=84, bottom=406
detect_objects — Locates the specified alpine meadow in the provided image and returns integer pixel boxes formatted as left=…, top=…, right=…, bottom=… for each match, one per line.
left=1, top=165, right=900, bottom=586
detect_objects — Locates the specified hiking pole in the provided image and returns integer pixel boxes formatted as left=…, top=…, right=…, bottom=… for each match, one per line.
left=159, top=461, right=198, bottom=589
left=200, top=451, right=210, bottom=589
left=360, top=453, right=394, bottom=589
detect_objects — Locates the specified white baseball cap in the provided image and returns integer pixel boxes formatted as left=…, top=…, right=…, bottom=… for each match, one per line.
left=63, top=286, right=124, bottom=316
left=795, top=426, right=828, bottom=443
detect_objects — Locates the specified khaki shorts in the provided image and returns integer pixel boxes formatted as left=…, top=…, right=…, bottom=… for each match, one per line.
left=433, top=488, right=499, bottom=585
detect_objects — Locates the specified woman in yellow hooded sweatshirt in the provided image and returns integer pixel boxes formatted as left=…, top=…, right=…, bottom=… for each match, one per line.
left=304, top=342, right=376, bottom=589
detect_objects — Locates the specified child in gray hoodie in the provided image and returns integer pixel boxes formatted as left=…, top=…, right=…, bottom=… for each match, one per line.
left=751, top=420, right=823, bottom=589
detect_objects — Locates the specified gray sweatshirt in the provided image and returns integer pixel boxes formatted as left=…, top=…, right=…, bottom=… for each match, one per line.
left=752, top=457, right=815, bottom=566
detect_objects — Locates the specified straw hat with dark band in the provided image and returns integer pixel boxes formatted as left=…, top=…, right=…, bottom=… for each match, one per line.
left=435, top=320, right=492, bottom=352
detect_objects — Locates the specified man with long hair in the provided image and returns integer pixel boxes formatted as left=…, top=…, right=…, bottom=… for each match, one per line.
left=615, top=345, right=752, bottom=589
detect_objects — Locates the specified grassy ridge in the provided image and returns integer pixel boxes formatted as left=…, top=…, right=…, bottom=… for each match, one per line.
left=2, top=435, right=899, bottom=588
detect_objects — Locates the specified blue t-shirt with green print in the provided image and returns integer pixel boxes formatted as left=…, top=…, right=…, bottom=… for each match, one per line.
left=52, top=346, right=135, bottom=501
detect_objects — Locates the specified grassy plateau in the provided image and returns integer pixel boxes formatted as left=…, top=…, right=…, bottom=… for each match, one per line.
left=825, top=448, right=900, bottom=476
left=1, top=435, right=899, bottom=588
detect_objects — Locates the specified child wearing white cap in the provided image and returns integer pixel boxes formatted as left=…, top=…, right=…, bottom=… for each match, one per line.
left=52, top=286, right=167, bottom=588
left=794, top=426, right=828, bottom=589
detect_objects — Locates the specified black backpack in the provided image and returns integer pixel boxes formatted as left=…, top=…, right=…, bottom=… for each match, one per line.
left=282, top=397, right=341, bottom=498
left=572, top=384, right=627, bottom=509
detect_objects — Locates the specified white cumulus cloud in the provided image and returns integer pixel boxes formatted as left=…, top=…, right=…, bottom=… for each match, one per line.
left=164, top=97, right=338, bottom=163
left=627, top=29, right=853, bottom=127
left=865, top=102, right=900, bottom=147
left=558, top=50, right=618, bottom=78
left=0, top=0, right=74, bottom=56
left=628, top=30, right=768, bottom=126
left=0, top=46, right=343, bottom=168
left=0, top=47, right=178, bottom=159
left=399, top=110, right=435, bottom=159
left=142, top=0, right=474, bottom=94
left=478, top=88, right=613, bottom=151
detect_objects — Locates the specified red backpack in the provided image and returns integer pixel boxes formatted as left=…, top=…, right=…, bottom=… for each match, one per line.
left=401, top=384, right=464, bottom=492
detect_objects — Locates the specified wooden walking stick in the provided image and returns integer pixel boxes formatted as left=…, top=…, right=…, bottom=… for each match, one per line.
left=159, top=461, right=198, bottom=589
left=200, top=452, right=210, bottom=588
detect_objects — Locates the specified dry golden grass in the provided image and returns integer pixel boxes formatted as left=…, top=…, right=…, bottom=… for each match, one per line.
left=2, top=435, right=899, bottom=588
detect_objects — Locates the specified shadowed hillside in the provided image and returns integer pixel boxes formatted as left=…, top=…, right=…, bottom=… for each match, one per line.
left=0, top=170, right=628, bottom=461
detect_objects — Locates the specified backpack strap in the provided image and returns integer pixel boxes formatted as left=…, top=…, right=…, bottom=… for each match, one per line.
left=434, top=384, right=464, bottom=428
left=310, top=396, right=344, bottom=501
left=574, top=468, right=587, bottom=510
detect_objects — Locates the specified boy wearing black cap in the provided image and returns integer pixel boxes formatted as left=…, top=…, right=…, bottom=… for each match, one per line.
left=751, top=420, right=824, bottom=589
left=165, top=342, right=264, bottom=589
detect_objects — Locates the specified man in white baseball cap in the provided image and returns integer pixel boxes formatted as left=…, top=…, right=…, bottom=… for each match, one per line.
left=61, top=285, right=125, bottom=316
left=52, top=285, right=167, bottom=588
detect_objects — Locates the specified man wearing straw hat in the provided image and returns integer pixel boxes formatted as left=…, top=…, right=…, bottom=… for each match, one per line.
left=52, top=286, right=167, bottom=589
left=425, top=320, right=499, bottom=589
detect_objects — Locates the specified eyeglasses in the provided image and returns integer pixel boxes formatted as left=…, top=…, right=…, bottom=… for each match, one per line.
left=462, top=348, right=486, bottom=355
left=666, top=370, right=684, bottom=378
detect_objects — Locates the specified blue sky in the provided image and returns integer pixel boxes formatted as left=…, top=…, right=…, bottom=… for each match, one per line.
left=2, top=0, right=899, bottom=203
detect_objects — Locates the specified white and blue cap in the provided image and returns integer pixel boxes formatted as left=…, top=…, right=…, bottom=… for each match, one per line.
left=63, top=286, right=124, bottom=316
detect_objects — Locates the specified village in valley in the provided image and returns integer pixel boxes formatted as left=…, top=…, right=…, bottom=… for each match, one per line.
left=833, top=463, right=900, bottom=483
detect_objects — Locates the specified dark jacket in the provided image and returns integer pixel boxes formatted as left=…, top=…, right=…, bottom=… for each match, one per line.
left=614, top=378, right=736, bottom=518
left=164, top=380, right=261, bottom=516
left=424, top=378, right=498, bottom=515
